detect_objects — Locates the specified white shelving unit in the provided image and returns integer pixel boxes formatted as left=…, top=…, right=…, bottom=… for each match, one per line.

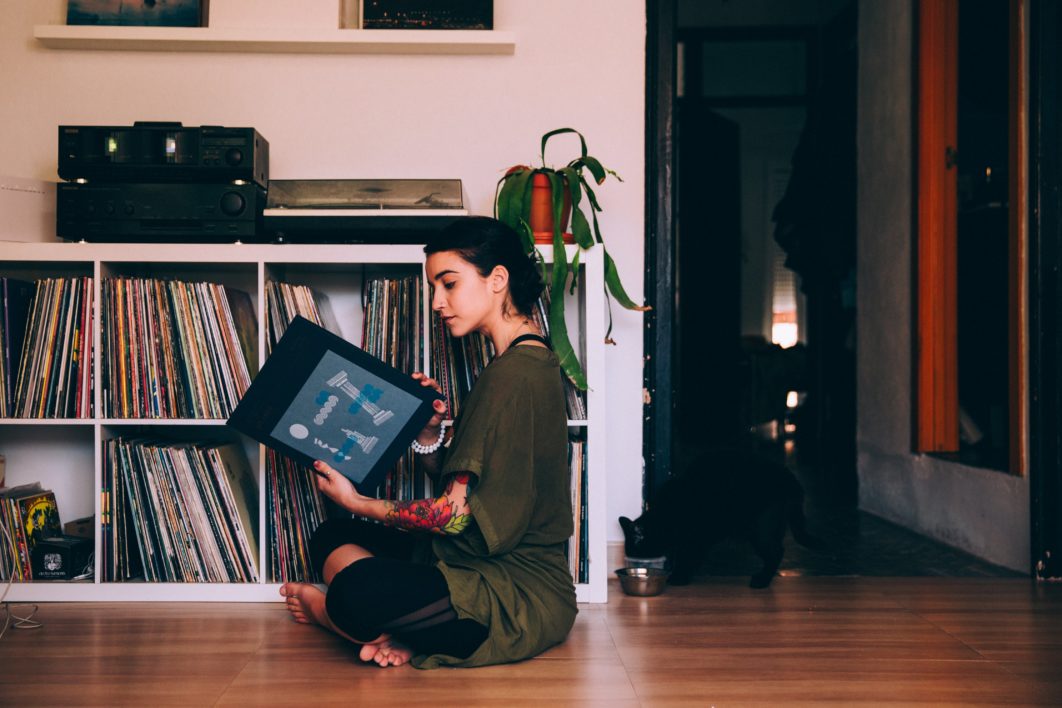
left=33, top=25, right=516, bottom=55
left=1, top=241, right=606, bottom=603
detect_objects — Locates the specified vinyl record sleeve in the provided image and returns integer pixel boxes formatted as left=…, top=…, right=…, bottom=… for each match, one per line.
left=228, top=316, right=441, bottom=494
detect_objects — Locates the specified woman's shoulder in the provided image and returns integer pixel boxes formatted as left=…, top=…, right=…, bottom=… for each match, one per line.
left=487, top=346, right=560, bottom=383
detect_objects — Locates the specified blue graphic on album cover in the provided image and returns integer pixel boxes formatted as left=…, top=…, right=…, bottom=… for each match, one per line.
left=271, top=350, right=421, bottom=484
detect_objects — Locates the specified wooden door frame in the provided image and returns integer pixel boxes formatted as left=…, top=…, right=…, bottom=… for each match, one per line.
left=914, top=0, right=1028, bottom=473
left=1028, top=0, right=1062, bottom=579
left=643, top=0, right=677, bottom=502
left=914, top=0, right=959, bottom=453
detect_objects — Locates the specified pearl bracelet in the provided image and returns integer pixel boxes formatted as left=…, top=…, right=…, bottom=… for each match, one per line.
left=411, top=423, right=447, bottom=454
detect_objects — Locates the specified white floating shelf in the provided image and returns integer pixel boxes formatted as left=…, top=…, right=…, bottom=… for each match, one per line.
left=33, top=25, right=516, bottom=55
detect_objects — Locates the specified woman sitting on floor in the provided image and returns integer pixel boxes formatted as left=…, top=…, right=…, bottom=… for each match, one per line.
left=280, top=216, right=578, bottom=668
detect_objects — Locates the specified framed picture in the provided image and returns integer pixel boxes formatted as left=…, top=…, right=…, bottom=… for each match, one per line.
left=228, top=316, right=442, bottom=494
left=362, top=0, right=492, bottom=30
left=66, top=0, right=208, bottom=27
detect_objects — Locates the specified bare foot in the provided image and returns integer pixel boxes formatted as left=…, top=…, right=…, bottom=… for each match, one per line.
left=279, top=582, right=328, bottom=627
left=281, top=583, right=409, bottom=666
left=360, top=636, right=415, bottom=667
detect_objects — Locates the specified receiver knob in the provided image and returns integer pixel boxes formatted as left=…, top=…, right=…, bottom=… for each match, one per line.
left=220, top=191, right=246, bottom=216
left=225, top=147, right=244, bottom=166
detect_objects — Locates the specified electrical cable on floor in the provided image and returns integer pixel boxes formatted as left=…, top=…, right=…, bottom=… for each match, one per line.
left=0, top=519, right=42, bottom=640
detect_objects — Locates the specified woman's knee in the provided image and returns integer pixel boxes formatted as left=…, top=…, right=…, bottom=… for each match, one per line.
left=322, top=543, right=373, bottom=585
left=324, top=558, right=384, bottom=642
left=309, top=518, right=354, bottom=577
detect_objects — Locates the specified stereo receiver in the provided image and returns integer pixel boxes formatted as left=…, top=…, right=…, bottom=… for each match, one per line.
left=58, top=122, right=269, bottom=188
left=57, top=181, right=266, bottom=242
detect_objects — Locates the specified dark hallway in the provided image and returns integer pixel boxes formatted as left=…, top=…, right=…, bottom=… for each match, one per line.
left=645, top=0, right=1046, bottom=581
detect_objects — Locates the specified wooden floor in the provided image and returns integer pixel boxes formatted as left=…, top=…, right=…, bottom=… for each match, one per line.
left=1, top=576, right=1061, bottom=706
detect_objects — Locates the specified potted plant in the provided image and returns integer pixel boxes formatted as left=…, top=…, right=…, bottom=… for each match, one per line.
left=494, top=128, right=650, bottom=390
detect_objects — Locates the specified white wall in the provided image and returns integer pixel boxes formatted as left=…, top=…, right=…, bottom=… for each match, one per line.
left=0, top=0, right=649, bottom=543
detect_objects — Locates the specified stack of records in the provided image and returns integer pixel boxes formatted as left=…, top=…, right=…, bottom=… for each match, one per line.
left=265, top=281, right=328, bottom=354
left=0, top=278, right=37, bottom=418
left=102, top=438, right=259, bottom=583
left=265, top=449, right=329, bottom=583
left=9, top=277, right=94, bottom=419
left=362, top=275, right=423, bottom=377
left=567, top=434, right=589, bottom=584
left=262, top=281, right=334, bottom=583
left=101, top=277, right=256, bottom=418
left=362, top=274, right=426, bottom=501
left=430, top=318, right=493, bottom=422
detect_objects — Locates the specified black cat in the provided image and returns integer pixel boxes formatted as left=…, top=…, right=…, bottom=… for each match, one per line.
left=619, top=448, right=819, bottom=589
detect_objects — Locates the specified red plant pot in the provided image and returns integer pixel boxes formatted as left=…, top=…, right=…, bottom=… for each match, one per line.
left=530, top=172, right=574, bottom=244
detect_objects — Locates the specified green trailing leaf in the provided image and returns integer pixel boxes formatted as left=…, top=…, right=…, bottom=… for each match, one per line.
left=605, top=249, right=650, bottom=312
left=570, top=206, right=594, bottom=249
left=504, top=170, right=533, bottom=232
left=516, top=217, right=535, bottom=255
left=494, top=172, right=511, bottom=222
left=547, top=170, right=565, bottom=247
left=531, top=243, right=548, bottom=285
left=580, top=175, right=603, bottom=213
left=560, top=167, right=594, bottom=249
left=588, top=192, right=603, bottom=243
left=569, top=248, right=581, bottom=296
left=495, top=169, right=528, bottom=228
left=541, top=127, right=587, bottom=166
left=604, top=279, right=616, bottom=345
left=577, top=155, right=608, bottom=185
left=548, top=222, right=588, bottom=390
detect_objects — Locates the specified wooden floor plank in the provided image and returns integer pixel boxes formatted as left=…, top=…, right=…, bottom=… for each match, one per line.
left=1, top=577, right=1060, bottom=707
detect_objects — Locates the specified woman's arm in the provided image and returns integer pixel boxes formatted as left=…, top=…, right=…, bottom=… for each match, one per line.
left=314, top=460, right=472, bottom=536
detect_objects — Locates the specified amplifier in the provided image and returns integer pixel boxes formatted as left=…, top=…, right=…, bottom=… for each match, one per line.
left=58, top=122, right=269, bottom=188
left=57, top=181, right=266, bottom=242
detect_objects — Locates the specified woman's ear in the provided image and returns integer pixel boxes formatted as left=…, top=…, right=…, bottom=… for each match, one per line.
left=489, top=265, right=510, bottom=294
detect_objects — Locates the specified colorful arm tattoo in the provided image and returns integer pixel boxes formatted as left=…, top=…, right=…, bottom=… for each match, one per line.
left=383, top=472, right=472, bottom=535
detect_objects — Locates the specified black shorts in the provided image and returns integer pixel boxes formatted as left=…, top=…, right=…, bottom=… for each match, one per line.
left=309, top=517, right=488, bottom=660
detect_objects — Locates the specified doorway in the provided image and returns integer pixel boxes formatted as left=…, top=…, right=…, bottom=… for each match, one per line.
left=646, top=0, right=858, bottom=503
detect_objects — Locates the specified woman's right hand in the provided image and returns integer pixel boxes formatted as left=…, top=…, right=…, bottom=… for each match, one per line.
left=411, top=371, right=448, bottom=443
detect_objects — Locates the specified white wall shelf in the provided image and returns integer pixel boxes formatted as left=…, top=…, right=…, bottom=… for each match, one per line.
left=2, top=242, right=605, bottom=605
left=32, top=25, right=516, bottom=55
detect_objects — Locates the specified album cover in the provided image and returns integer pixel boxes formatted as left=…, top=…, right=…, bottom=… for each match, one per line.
left=228, top=316, right=441, bottom=494
left=66, top=0, right=207, bottom=27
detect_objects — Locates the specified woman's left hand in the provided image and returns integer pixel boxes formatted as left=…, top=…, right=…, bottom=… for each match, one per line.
left=313, top=460, right=372, bottom=514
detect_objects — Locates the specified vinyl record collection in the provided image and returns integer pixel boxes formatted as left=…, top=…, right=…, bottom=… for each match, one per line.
left=101, top=277, right=256, bottom=418
left=263, top=280, right=332, bottom=582
left=2, top=276, right=94, bottom=419
left=430, top=314, right=493, bottom=421
left=101, top=438, right=259, bottom=583
left=265, top=448, right=328, bottom=583
left=88, top=268, right=590, bottom=586
left=265, top=280, right=326, bottom=354
left=361, top=274, right=426, bottom=502
left=568, top=436, right=589, bottom=584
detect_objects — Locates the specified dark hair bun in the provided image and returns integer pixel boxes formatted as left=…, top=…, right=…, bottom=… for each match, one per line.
left=425, top=216, right=545, bottom=317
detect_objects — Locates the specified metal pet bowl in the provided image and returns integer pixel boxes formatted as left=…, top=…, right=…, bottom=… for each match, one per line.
left=615, top=567, right=670, bottom=596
